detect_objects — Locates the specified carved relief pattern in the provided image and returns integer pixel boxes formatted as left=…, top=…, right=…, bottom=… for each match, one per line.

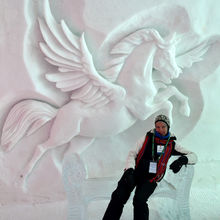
left=0, top=1, right=220, bottom=216
left=1, top=0, right=220, bottom=219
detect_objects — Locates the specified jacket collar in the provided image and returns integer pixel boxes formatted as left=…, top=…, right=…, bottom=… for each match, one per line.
left=149, top=129, right=176, bottom=140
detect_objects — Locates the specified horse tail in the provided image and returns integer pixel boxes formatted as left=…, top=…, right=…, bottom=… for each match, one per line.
left=1, top=99, right=58, bottom=152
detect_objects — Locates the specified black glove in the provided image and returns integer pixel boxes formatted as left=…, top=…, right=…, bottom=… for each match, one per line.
left=123, top=168, right=136, bottom=189
left=169, top=156, right=188, bottom=173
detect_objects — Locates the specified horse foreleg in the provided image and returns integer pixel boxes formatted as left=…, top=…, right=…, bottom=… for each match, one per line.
left=154, top=86, right=190, bottom=116
left=150, top=100, right=174, bottom=123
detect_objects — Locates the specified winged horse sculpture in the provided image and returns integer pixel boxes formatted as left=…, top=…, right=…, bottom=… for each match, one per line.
left=0, top=0, right=209, bottom=189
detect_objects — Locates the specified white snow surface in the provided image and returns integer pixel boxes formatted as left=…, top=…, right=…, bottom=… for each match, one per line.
left=0, top=0, right=220, bottom=219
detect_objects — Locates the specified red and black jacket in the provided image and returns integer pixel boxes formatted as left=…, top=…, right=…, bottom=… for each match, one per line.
left=135, top=130, right=186, bottom=183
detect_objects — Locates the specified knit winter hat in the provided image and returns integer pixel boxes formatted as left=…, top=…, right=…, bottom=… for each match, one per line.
left=155, top=114, right=170, bottom=128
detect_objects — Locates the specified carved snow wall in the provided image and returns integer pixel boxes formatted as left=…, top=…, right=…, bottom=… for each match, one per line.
left=0, top=0, right=220, bottom=219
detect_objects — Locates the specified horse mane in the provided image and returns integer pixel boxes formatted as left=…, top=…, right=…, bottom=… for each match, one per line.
left=111, top=29, right=167, bottom=54
left=100, top=29, right=170, bottom=82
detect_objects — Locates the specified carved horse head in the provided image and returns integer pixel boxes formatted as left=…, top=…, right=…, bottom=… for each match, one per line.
left=109, top=29, right=182, bottom=86
left=152, top=32, right=182, bottom=79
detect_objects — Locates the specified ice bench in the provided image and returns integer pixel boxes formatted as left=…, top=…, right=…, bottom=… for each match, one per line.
left=62, top=154, right=194, bottom=220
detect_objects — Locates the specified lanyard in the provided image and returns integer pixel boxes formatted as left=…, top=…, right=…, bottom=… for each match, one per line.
left=152, top=132, right=170, bottom=161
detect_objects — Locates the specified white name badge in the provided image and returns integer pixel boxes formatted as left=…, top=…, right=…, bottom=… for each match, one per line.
left=157, top=145, right=164, bottom=154
left=149, top=161, right=157, bottom=174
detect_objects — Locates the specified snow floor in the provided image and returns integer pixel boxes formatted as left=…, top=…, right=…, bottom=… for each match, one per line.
left=0, top=186, right=219, bottom=220
left=189, top=187, right=220, bottom=220
left=87, top=187, right=220, bottom=220
left=0, top=161, right=219, bottom=220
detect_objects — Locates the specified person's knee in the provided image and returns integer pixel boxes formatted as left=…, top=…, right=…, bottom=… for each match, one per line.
left=133, top=193, right=148, bottom=207
left=111, top=188, right=130, bottom=204
left=122, top=168, right=136, bottom=190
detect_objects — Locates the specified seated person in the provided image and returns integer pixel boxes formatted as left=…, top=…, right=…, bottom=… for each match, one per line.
left=102, top=114, right=197, bottom=220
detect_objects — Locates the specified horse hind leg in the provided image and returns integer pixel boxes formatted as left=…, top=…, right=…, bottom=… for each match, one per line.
left=21, top=142, right=53, bottom=177
left=16, top=115, right=82, bottom=191
left=154, top=86, right=190, bottom=117
left=15, top=140, right=60, bottom=191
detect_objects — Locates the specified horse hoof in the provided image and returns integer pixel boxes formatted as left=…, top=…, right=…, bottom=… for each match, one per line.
left=180, top=106, right=190, bottom=116
left=14, top=175, right=28, bottom=192
left=179, top=100, right=190, bottom=117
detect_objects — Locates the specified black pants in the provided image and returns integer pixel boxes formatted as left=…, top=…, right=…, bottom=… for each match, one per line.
left=102, top=171, right=157, bottom=220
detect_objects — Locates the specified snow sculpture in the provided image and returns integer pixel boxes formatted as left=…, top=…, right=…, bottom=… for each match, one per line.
left=0, top=0, right=212, bottom=191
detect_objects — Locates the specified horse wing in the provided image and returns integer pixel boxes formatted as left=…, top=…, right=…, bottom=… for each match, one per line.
left=39, top=0, right=126, bottom=108
left=176, top=38, right=210, bottom=69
